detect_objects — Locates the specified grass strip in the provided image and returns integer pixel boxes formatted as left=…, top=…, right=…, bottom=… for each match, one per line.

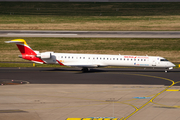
left=0, top=2, right=180, bottom=30
left=0, top=63, right=179, bottom=68
left=1, top=37, right=180, bottom=62
left=0, top=63, right=67, bottom=68
left=1, top=2, right=180, bottom=16
left=1, top=15, right=180, bottom=31
left=2, top=37, right=180, bottom=51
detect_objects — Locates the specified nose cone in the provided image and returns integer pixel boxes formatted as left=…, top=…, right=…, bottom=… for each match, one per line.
left=170, top=62, right=176, bottom=67
left=168, top=63, right=175, bottom=70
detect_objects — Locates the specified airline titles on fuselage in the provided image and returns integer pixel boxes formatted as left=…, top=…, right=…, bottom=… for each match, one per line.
left=55, top=54, right=150, bottom=67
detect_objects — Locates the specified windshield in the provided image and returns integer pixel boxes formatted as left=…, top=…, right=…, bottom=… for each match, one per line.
left=160, top=59, right=168, bottom=61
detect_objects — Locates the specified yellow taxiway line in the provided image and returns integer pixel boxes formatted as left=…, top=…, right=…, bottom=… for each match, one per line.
left=122, top=73, right=176, bottom=120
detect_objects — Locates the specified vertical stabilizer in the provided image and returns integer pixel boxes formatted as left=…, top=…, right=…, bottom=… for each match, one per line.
left=5, top=39, right=45, bottom=63
left=5, top=39, right=36, bottom=55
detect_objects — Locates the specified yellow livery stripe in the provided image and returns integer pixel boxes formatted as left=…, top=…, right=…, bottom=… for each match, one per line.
left=11, top=39, right=29, bottom=46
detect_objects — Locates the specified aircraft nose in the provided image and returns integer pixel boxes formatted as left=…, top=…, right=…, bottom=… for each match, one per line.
left=173, top=64, right=176, bottom=67
left=171, top=63, right=176, bottom=67
left=168, top=62, right=175, bottom=67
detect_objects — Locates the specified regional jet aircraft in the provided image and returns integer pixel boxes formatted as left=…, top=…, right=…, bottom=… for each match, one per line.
left=5, top=39, right=175, bottom=72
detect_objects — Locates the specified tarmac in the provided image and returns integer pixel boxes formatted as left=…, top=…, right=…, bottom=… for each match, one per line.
left=1, top=30, right=180, bottom=38
left=0, top=68, right=180, bottom=120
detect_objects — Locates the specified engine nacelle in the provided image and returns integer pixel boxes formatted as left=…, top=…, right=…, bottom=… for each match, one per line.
left=36, top=52, right=51, bottom=59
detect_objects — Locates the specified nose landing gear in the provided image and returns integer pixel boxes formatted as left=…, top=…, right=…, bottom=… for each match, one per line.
left=165, top=67, right=173, bottom=73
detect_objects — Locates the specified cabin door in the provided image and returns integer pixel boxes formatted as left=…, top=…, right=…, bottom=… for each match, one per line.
left=152, top=59, right=156, bottom=66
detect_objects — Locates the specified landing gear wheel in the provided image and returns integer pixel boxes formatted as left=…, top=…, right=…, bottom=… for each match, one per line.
left=82, top=67, right=89, bottom=72
left=165, top=70, right=168, bottom=73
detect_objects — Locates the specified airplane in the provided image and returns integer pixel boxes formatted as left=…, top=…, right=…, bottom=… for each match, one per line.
left=5, top=39, right=175, bottom=72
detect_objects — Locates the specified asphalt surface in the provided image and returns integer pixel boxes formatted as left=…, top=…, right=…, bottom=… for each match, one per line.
left=1, top=67, right=180, bottom=120
left=1, top=30, right=180, bottom=38
left=0, top=67, right=180, bottom=85
left=0, top=0, right=179, bottom=2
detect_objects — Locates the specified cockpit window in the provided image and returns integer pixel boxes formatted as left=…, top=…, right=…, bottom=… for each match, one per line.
left=160, top=59, right=168, bottom=61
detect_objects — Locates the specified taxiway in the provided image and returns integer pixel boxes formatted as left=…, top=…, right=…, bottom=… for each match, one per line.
left=1, top=30, right=180, bottom=38
left=0, top=67, right=180, bottom=120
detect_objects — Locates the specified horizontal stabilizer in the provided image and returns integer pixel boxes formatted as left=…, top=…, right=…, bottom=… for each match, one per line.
left=5, top=39, right=28, bottom=46
left=5, top=41, right=21, bottom=43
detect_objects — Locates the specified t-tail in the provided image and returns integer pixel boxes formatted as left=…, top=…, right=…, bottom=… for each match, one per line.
left=5, top=39, right=45, bottom=64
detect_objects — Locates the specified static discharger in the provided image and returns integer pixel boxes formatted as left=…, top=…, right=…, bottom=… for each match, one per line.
left=66, top=118, right=118, bottom=120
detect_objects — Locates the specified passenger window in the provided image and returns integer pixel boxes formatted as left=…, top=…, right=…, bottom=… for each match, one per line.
left=83, top=57, right=85, bottom=59
left=61, top=56, right=63, bottom=58
left=68, top=56, right=70, bottom=59
left=65, top=56, right=66, bottom=58
left=134, top=59, right=136, bottom=61
left=113, top=58, right=115, bottom=60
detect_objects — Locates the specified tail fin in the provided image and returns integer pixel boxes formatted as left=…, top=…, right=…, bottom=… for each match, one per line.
left=5, top=39, right=36, bottom=56
left=5, top=39, right=45, bottom=64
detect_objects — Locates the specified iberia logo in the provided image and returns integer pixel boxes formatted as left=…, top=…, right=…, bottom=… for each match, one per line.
left=60, top=60, right=64, bottom=62
left=124, top=56, right=148, bottom=59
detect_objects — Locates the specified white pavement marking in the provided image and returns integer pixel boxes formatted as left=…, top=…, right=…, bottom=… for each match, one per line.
left=7, top=33, right=77, bottom=36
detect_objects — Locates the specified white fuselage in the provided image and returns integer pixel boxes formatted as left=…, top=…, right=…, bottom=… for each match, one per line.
left=41, top=52, right=175, bottom=69
left=5, top=39, right=175, bottom=71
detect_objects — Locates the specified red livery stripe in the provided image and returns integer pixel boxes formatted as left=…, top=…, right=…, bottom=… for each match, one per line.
left=56, top=60, right=64, bottom=66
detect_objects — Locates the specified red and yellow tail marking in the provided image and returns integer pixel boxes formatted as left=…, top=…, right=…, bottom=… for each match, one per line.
left=6, top=39, right=45, bottom=64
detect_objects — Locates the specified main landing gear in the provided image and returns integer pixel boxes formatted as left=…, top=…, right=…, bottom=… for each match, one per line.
left=81, top=67, right=89, bottom=72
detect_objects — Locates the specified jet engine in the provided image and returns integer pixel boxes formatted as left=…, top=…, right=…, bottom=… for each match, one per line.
left=36, top=52, right=52, bottom=59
